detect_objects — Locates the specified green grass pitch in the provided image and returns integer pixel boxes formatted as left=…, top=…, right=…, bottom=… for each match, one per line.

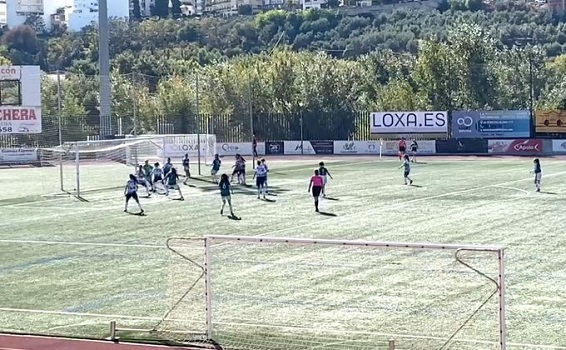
left=0, top=156, right=565, bottom=350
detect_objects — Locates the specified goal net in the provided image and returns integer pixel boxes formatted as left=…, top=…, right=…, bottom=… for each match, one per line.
left=37, top=134, right=216, bottom=199
left=153, top=235, right=506, bottom=350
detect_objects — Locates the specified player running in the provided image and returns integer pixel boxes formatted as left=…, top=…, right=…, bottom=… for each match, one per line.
left=165, top=168, right=185, bottom=200
left=163, top=158, right=173, bottom=177
left=253, top=160, right=268, bottom=200
left=531, top=158, right=542, bottom=192
left=135, top=165, right=151, bottom=196
left=410, top=140, right=418, bottom=163
left=318, top=162, right=333, bottom=197
left=398, top=137, right=407, bottom=161
left=261, top=158, right=269, bottom=194
left=124, top=174, right=144, bottom=214
left=398, top=154, right=413, bottom=185
left=308, top=169, right=324, bottom=212
left=152, top=162, right=165, bottom=192
left=211, top=154, right=221, bottom=183
left=182, top=154, right=191, bottom=185
left=219, top=174, right=235, bottom=216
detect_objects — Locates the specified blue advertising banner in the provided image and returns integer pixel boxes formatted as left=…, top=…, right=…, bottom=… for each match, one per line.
left=452, top=110, right=531, bottom=138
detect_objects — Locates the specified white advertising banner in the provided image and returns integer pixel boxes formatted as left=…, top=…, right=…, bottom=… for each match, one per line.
left=371, top=111, right=448, bottom=134
left=381, top=140, right=436, bottom=155
left=552, top=140, right=566, bottom=153
left=284, top=141, right=316, bottom=155
left=162, top=142, right=206, bottom=158
left=0, top=148, right=37, bottom=162
left=0, top=66, right=21, bottom=80
left=333, top=141, right=380, bottom=155
left=218, top=142, right=265, bottom=156
left=0, top=107, right=42, bottom=133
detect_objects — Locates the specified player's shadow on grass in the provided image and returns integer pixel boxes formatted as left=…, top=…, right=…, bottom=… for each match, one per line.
left=318, top=211, right=337, bottom=217
left=540, top=191, right=558, bottom=195
left=227, top=214, right=241, bottom=221
left=410, top=184, right=424, bottom=188
left=261, top=198, right=277, bottom=203
left=324, top=197, right=339, bottom=201
left=126, top=211, right=145, bottom=216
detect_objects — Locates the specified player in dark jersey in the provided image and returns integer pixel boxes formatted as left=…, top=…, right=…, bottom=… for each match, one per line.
left=398, top=154, right=413, bottom=185
left=124, top=174, right=144, bottom=214
left=182, top=154, right=190, bottom=185
left=211, top=154, right=221, bottom=183
left=219, top=174, right=234, bottom=216
left=318, top=161, right=333, bottom=197
left=165, top=168, right=185, bottom=200
left=163, top=157, right=173, bottom=177
left=142, top=160, right=154, bottom=191
left=533, top=158, right=542, bottom=192
left=410, top=140, right=418, bottom=163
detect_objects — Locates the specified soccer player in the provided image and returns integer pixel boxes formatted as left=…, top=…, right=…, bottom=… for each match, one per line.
left=182, top=154, right=191, bottom=185
left=219, top=173, right=235, bottom=216
left=253, top=160, right=268, bottom=199
left=165, top=167, right=185, bottom=200
left=252, top=134, right=258, bottom=158
left=211, top=154, right=221, bottom=183
left=152, top=162, right=164, bottom=193
left=232, top=155, right=246, bottom=185
left=531, top=158, right=542, bottom=192
left=398, top=154, right=413, bottom=185
left=142, top=160, right=154, bottom=190
left=308, top=169, right=324, bottom=212
left=318, top=161, right=333, bottom=197
left=163, top=157, right=173, bottom=177
left=124, top=174, right=144, bottom=214
left=398, top=137, right=407, bottom=161
left=410, top=140, right=419, bottom=163
left=261, top=158, right=269, bottom=193
left=135, top=165, right=151, bottom=196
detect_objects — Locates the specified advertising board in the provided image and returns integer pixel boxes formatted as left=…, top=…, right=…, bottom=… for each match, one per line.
left=0, top=107, right=42, bottom=133
left=535, top=111, right=566, bottom=134
left=487, top=139, right=542, bottom=154
left=381, top=140, right=436, bottom=155
left=333, top=141, right=380, bottom=155
left=310, top=140, right=334, bottom=154
left=452, top=110, right=531, bottom=138
left=284, top=141, right=316, bottom=155
left=551, top=140, right=566, bottom=153
left=0, top=148, right=37, bottom=163
left=15, top=0, right=45, bottom=14
left=436, top=139, right=488, bottom=154
left=371, top=111, right=448, bottom=134
left=0, top=66, right=21, bottom=80
left=265, top=141, right=284, bottom=155
left=218, top=142, right=265, bottom=156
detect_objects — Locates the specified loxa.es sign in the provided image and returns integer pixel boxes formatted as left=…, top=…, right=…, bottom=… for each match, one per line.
left=371, top=112, right=448, bottom=134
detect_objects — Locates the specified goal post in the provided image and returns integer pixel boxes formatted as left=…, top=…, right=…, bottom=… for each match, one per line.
left=37, top=134, right=217, bottom=200
left=154, top=235, right=507, bottom=350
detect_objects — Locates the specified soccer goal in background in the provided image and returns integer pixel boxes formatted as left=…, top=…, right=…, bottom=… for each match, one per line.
left=38, top=134, right=216, bottom=200
left=134, top=235, right=507, bottom=350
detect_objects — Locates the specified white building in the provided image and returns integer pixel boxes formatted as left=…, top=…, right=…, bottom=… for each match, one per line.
left=2, top=0, right=129, bottom=31
left=301, top=0, right=328, bottom=10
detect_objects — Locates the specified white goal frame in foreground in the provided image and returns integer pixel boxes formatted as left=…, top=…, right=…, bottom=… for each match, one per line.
left=149, top=235, right=507, bottom=350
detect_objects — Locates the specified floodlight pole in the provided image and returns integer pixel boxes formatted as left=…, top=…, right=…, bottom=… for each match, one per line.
left=98, top=0, right=113, bottom=139
left=56, top=69, right=63, bottom=192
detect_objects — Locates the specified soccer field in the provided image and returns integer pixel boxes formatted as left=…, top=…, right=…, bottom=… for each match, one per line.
left=1, top=156, right=566, bottom=350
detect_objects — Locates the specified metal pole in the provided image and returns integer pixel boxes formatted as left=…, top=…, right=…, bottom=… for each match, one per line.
left=300, top=113, right=304, bottom=155
left=132, top=73, right=137, bottom=137
left=248, top=77, right=255, bottom=167
left=98, top=0, right=112, bottom=139
left=56, top=70, right=63, bottom=192
left=196, top=73, right=202, bottom=175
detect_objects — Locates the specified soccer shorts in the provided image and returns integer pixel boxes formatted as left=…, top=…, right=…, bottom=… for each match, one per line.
left=153, top=176, right=163, bottom=182
left=535, top=173, right=541, bottom=183
left=399, top=146, right=406, bottom=153
left=322, top=175, right=328, bottom=185
left=404, top=170, right=410, bottom=177
left=221, top=195, right=231, bottom=202
left=312, top=186, right=322, bottom=198
left=411, top=147, right=417, bottom=153
left=256, top=176, right=266, bottom=187
left=125, top=192, right=139, bottom=201
left=168, top=184, right=180, bottom=190
left=211, top=169, right=218, bottom=175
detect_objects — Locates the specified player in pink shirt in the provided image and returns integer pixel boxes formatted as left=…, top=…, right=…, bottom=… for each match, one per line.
left=308, top=169, right=324, bottom=212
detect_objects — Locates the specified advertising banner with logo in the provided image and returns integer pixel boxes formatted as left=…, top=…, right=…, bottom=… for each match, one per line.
left=0, top=148, right=37, bottom=163
left=488, top=139, right=542, bottom=154
left=333, top=141, right=380, bottom=155
left=436, top=139, right=488, bottom=154
left=265, top=141, right=284, bottom=155
left=452, top=110, right=531, bottom=138
left=284, top=141, right=316, bottom=155
left=371, top=111, right=448, bottom=134
left=551, top=140, right=566, bottom=153
left=381, top=140, right=436, bottom=155
left=0, top=107, right=42, bottom=133
left=310, top=140, right=334, bottom=154
left=162, top=142, right=207, bottom=157
left=218, top=142, right=265, bottom=156
left=535, top=110, right=566, bottom=134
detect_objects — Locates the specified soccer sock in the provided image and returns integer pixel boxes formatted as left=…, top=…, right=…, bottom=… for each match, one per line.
left=229, top=202, right=233, bottom=214
left=257, top=187, right=261, bottom=197
left=125, top=199, right=129, bottom=211
left=265, top=182, right=268, bottom=193
left=315, top=198, right=319, bottom=210
left=137, top=201, right=143, bottom=211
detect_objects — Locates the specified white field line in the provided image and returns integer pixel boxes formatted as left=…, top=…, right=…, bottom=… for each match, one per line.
left=0, top=308, right=564, bottom=349
left=0, top=167, right=562, bottom=249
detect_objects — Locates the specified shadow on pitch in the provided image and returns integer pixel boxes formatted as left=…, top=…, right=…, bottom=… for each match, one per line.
left=324, top=197, right=339, bottom=201
left=540, top=191, right=558, bottom=195
left=227, top=214, right=241, bottom=221
left=261, top=198, right=277, bottom=203
left=126, top=211, right=145, bottom=216
left=410, top=184, right=424, bottom=188
left=318, top=211, right=337, bottom=217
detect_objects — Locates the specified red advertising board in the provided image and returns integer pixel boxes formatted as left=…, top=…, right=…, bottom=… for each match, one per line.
left=488, top=139, right=542, bottom=154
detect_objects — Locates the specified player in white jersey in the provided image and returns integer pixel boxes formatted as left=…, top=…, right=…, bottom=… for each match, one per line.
left=124, top=174, right=144, bottom=214
left=152, top=162, right=165, bottom=192
left=135, top=165, right=151, bottom=196
left=253, top=160, right=268, bottom=199
left=260, top=158, right=269, bottom=194
left=398, top=154, right=413, bottom=185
